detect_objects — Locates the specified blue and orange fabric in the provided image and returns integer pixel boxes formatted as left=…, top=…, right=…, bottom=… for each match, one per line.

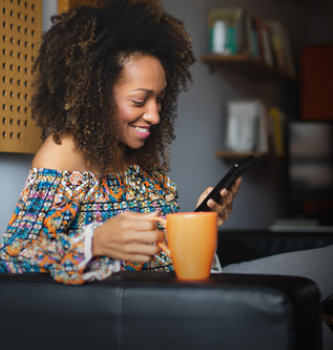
left=0, top=165, right=178, bottom=284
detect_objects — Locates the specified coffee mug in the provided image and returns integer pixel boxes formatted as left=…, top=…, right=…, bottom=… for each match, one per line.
left=149, top=212, right=217, bottom=280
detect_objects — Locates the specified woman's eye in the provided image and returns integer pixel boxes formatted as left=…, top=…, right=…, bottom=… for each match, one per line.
left=132, top=101, right=146, bottom=106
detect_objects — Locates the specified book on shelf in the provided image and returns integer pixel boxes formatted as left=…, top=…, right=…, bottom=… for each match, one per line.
left=208, top=7, right=247, bottom=55
left=224, top=100, right=269, bottom=153
left=207, top=7, right=295, bottom=76
left=267, top=107, right=287, bottom=156
left=260, top=21, right=274, bottom=66
left=224, top=100, right=287, bottom=156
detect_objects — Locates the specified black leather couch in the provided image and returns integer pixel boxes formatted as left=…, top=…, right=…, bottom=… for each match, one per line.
left=0, top=229, right=332, bottom=350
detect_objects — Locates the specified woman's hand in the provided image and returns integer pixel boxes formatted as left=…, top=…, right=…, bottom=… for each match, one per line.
left=92, top=210, right=164, bottom=262
left=196, top=177, right=242, bottom=227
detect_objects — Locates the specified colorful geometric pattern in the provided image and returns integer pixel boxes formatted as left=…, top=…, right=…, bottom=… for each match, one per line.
left=0, top=165, right=179, bottom=284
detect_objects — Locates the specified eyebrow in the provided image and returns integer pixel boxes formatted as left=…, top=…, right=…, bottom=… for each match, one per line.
left=132, top=86, right=167, bottom=94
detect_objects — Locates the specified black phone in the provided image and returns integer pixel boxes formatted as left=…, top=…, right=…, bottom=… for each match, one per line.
left=194, top=155, right=255, bottom=212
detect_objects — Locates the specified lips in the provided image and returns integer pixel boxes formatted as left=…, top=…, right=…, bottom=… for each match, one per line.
left=132, top=125, right=151, bottom=138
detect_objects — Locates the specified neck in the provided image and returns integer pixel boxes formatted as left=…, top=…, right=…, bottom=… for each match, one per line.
left=115, top=143, right=136, bottom=172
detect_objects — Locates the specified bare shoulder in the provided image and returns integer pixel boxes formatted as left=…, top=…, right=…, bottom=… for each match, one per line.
left=31, top=135, right=87, bottom=172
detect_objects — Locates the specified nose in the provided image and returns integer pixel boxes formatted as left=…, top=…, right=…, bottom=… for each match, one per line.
left=143, top=101, right=160, bottom=125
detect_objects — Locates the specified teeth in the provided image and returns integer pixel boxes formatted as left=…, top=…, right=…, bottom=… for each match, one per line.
left=134, top=127, right=149, bottom=133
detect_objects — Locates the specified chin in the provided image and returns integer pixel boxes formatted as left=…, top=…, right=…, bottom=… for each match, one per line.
left=128, top=141, right=146, bottom=150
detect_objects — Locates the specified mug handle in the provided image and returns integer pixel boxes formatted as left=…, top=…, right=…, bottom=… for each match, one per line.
left=148, top=216, right=171, bottom=257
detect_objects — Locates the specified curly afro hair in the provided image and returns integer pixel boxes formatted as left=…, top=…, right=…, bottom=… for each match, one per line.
left=31, top=0, right=195, bottom=173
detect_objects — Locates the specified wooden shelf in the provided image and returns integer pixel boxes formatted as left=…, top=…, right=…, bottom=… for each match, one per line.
left=215, top=151, right=284, bottom=159
left=200, top=54, right=299, bottom=83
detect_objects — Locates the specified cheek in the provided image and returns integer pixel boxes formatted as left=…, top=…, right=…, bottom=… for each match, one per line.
left=117, top=105, right=136, bottom=125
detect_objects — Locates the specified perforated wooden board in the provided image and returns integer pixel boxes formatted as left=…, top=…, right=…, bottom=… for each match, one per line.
left=1, top=0, right=42, bottom=154
left=58, top=0, right=101, bottom=14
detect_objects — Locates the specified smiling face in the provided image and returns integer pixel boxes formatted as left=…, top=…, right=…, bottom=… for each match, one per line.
left=114, top=55, right=167, bottom=150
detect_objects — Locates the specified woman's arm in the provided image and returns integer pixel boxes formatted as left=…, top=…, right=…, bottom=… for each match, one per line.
left=92, top=210, right=164, bottom=262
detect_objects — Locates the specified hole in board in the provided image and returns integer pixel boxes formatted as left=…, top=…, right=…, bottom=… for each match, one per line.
left=17, top=119, right=21, bottom=126
left=17, top=132, right=21, bottom=139
left=2, top=131, right=6, bottom=138
left=10, top=132, right=13, bottom=139
left=10, top=118, right=13, bottom=125
left=24, top=120, right=28, bottom=127
left=2, top=117, right=6, bottom=125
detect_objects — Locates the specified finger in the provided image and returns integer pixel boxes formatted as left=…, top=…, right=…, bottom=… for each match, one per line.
left=204, top=187, right=214, bottom=195
left=196, top=187, right=214, bottom=208
left=124, top=242, right=162, bottom=256
left=122, top=213, right=162, bottom=231
left=124, top=229, right=165, bottom=244
left=207, top=199, right=232, bottom=220
left=122, top=210, right=161, bottom=219
left=230, top=177, right=242, bottom=194
left=122, top=254, right=156, bottom=263
left=219, top=177, right=242, bottom=201
left=219, top=189, right=234, bottom=206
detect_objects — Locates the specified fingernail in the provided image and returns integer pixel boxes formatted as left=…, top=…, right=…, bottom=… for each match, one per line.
left=208, top=200, right=213, bottom=206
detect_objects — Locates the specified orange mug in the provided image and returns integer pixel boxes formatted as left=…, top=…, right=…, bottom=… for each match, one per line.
left=149, top=212, right=218, bottom=280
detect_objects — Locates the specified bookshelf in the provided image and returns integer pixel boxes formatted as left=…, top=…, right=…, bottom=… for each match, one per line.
left=200, top=54, right=299, bottom=83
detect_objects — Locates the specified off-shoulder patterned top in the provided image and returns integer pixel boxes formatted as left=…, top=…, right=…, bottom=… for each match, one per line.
left=0, top=165, right=178, bottom=284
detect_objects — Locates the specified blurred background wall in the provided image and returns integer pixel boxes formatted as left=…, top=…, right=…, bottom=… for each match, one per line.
left=1, top=0, right=332, bottom=239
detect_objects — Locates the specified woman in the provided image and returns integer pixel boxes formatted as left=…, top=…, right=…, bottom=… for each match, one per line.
left=0, top=0, right=332, bottom=345
left=0, top=0, right=239, bottom=284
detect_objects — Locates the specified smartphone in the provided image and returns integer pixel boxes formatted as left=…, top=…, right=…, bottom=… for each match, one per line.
left=194, top=155, right=255, bottom=212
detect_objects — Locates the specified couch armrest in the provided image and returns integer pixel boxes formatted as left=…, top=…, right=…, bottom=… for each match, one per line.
left=0, top=272, right=322, bottom=350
